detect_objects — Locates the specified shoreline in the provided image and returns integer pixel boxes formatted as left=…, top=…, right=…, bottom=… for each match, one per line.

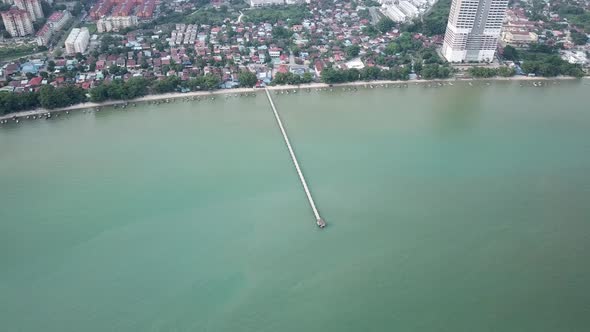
left=0, top=75, right=583, bottom=122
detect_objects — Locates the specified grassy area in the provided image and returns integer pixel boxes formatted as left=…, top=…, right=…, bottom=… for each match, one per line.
left=0, top=44, right=38, bottom=61
left=243, top=5, right=311, bottom=25
left=403, top=0, right=452, bottom=36
left=80, top=23, right=97, bottom=34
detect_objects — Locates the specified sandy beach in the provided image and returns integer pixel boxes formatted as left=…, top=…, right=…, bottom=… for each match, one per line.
left=0, top=75, right=582, bottom=122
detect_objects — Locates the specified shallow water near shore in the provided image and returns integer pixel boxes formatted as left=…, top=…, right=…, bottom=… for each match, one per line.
left=1, top=80, right=590, bottom=332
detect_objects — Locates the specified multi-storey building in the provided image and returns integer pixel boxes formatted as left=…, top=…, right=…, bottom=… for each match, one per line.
left=136, top=0, right=156, bottom=18
left=96, top=15, right=138, bottom=32
left=35, top=11, right=71, bottom=46
left=65, top=27, right=90, bottom=55
left=112, top=0, right=134, bottom=17
left=1, top=7, right=33, bottom=37
left=89, top=0, right=114, bottom=20
left=249, top=0, right=286, bottom=8
left=47, top=10, right=72, bottom=31
left=442, top=0, right=509, bottom=62
left=14, top=0, right=43, bottom=21
left=35, top=23, right=52, bottom=45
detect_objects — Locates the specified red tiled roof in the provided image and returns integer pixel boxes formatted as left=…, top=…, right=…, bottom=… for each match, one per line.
left=277, top=65, right=289, bottom=74
left=48, top=11, right=64, bottom=22
left=28, top=77, right=43, bottom=86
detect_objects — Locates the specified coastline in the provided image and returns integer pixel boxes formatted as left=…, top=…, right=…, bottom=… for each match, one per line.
left=0, top=75, right=583, bottom=122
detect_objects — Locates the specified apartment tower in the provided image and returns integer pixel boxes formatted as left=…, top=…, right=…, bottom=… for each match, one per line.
left=14, top=0, right=43, bottom=21
left=442, top=0, right=509, bottom=62
left=65, top=27, right=90, bottom=55
left=1, top=8, right=33, bottom=37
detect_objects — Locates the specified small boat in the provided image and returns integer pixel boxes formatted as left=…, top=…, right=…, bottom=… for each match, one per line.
left=316, top=218, right=326, bottom=228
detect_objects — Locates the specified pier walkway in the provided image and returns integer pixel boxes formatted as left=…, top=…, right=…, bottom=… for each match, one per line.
left=264, top=89, right=325, bottom=228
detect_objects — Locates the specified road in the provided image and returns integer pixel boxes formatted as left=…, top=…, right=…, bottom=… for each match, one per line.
left=51, top=15, right=84, bottom=55
left=1, top=13, right=84, bottom=62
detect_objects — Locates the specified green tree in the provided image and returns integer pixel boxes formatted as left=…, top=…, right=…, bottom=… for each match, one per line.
left=72, top=3, right=83, bottom=16
left=239, top=71, right=258, bottom=87
left=377, top=18, right=396, bottom=32
left=502, top=45, right=519, bottom=61
left=109, top=65, right=127, bottom=76
left=152, top=76, right=181, bottom=93
left=38, top=85, right=85, bottom=109
left=301, top=72, right=313, bottom=83
left=321, top=68, right=346, bottom=84
left=346, top=45, right=361, bottom=58
left=39, top=85, right=59, bottom=109
left=421, top=64, right=451, bottom=79
left=414, top=0, right=451, bottom=35
left=497, top=67, right=515, bottom=77
left=272, top=26, right=292, bottom=40
left=40, top=1, right=53, bottom=16
left=570, top=30, right=588, bottom=45
left=90, top=84, right=109, bottom=102
left=123, top=77, right=150, bottom=99
left=0, top=92, right=40, bottom=114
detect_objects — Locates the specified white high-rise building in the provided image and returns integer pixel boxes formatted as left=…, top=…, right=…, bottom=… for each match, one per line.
left=14, top=0, right=43, bottom=21
left=65, top=27, right=89, bottom=55
left=96, top=15, right=138, bottom=33
left=442, top=0, right=509, bottom=62
left=1, top=8, right=33, bottom=37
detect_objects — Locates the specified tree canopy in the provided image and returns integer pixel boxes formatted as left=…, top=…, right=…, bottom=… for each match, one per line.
left=239, top=71, right=258, bottom=87
left=404, top=0, right=451, bottom=36
left=321, top=66, right=410, bottom=84
left=272, top=72, right=313, bottom=85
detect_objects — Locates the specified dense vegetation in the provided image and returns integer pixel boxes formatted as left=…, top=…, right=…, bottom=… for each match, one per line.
left=507, top=44, right=586, bottom=77
left=468, top=67, right=516, bottom=78
left=384, top=32, right=424, bottom=55
left=362, top=17, right=398, bottom=38
left=0, top=74, right=224, bottom=115
left=89, top=77, right=150, bottom=102
left=0, top=92, right=39, bottom=115
left=138, top=6, right=231, bottom=30
left=243, top=5, right=311, bottom=25
left=321, top=66, right=411, bottom=84
left=521, top=56, right=585, bottom=77
left=239, top=71, right=258, bottom=88
left=0, top=45, right=38, bottom=61
left=183, top=7, right=231, bottom=25
left=417, top=63, right=452, bottom=79
left=376, top=32, right=451, bottom=78
left=570, top=30, right=589, bottom=45
left=404, top=0, right=452, bottom=36
left=90, top=75, right=221, bottom=103
left=271, top=72, right=313, bottom=85
left=552, top=2, right=590, bottom=33
left=0, top=85, right=86, bottom=115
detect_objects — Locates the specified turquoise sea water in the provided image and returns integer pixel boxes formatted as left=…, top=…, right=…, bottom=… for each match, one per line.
left=1, top=81, right=590, bottom=331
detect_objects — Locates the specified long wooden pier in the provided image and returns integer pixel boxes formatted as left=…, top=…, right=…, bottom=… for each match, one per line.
left=264, top=89, right=325, bottom=228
